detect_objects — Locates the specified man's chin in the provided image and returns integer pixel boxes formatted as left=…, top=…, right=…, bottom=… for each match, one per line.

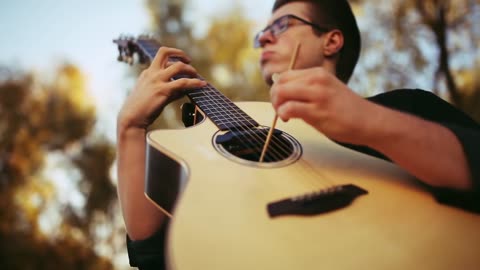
left=261, top=64, right=288, bottom=84
left=261, top=66, right=280, bottom=85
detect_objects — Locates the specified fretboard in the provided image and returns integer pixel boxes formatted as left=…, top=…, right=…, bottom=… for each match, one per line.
left=137, top=39, right=259, bottom=131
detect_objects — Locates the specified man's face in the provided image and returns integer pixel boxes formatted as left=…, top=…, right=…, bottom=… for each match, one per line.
left=257, top=2, right=328, bottom=85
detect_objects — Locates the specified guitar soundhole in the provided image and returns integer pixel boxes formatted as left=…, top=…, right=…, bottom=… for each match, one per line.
left=213, top=127, right=302, bottom=168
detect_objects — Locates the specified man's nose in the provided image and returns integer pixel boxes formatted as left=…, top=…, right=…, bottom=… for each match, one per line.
left=256, top=30, right=275, bottom=48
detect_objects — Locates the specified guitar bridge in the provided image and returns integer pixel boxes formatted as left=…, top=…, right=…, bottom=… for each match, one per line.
left=267, top=184, right=368, bottom=217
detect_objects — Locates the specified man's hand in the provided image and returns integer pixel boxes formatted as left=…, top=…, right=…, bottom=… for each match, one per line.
left=117, top=47, right=207, bottom=132
left=270, top=67, right=376, bottom=145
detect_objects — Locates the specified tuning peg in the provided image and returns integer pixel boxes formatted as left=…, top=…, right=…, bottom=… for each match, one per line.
left=127, top=56, right=134, bottom=65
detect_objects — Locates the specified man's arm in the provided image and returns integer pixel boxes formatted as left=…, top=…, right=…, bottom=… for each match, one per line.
left=116, top=47, right=206, bottom=240
left=361, top=102, right=471, bottom=190
left=116, top=124, right=167, bottom=241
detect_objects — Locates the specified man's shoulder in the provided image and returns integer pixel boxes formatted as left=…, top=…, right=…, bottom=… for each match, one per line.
left=366, top=88, right=479, bottom=127
left=365, top=88, right=437, bottom=113
left=367, top=88, right=438, bottom=103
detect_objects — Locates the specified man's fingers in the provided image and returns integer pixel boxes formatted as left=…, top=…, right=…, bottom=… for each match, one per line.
left=168, top=78, right=206, bottom=92
left=271, top=81, right=312, bottom=108
left=151, top=47, right=191, bottom=68
left=161, top=61, right=200, bottom=80
left=277, top=101, right=314, bottom=122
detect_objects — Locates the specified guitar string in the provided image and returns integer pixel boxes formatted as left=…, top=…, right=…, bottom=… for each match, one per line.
left=190, top=48, right=305, bottom=163
left=189, top=84, right=272, bottom=158
left=195, top=81, right=310, bottom=170
left=140, top=40, right=335, bottom=189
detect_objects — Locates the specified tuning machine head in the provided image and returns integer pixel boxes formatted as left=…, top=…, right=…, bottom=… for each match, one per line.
left=113, top=35, right=135, bottom=64
left=114, top=34, right=159, bottom=65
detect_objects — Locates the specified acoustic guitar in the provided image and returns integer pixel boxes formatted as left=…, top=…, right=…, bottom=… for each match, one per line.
left=114, top=36, right=480, bottom=270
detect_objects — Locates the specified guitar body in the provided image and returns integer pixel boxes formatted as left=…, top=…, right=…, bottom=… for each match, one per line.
left=145, top=102, right=480, bottom=270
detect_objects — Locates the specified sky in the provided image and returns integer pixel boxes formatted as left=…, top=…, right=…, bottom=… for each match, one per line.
left=0, top=0, right=273, bottom=140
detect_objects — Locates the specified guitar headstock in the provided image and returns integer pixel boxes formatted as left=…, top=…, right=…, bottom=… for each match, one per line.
left=113, top=35, right=159, bottom=65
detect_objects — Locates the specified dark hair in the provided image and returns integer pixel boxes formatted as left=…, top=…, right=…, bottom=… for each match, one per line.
left=273, top=0, right=361, bottom=83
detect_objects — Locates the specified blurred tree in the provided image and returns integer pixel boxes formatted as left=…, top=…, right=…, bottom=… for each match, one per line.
left=0, top=64, right=117, bottom=270
left=350, top=0, right=480, bottom=121
left=197, top=9, right=270, bottom=102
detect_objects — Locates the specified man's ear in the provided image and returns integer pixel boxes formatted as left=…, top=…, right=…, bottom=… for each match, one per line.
left=323, top=30, right=344, bottom=57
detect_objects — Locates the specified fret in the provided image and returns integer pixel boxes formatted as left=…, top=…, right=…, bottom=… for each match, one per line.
left=196, top=104, right=250, bottom=120
left=210, top=115, right=246, bottom=122
left=210, top=114, right=251, bottom=122
left=202, top=108, right=228, bottom=113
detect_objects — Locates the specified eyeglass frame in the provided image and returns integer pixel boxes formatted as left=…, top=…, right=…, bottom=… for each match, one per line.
left=253, top=14, right=334, bottom=48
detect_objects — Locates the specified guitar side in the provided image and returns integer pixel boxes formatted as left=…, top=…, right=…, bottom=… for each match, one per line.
left=145, top=101, right=480, bottom=270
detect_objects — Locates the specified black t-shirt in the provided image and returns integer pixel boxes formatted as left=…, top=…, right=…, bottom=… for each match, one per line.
left=126, top=88, right=480, bottom=270
left=126, top=221, right=168, bottom=270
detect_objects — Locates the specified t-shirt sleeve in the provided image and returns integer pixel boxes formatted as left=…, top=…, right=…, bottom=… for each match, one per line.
left=425, top=122, right=480, bottom=213
left=363, top=89, right=480, bottom=212
left=126, top=222, right=168, bottom=270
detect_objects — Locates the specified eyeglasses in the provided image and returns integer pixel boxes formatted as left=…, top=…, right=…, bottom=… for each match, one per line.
left=254, top=14, right=332, bottom=48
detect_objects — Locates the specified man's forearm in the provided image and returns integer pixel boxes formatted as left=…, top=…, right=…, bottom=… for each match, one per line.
left=117, top=125, right=167, bottom=240
left=364, top=103, right=472, bottom=190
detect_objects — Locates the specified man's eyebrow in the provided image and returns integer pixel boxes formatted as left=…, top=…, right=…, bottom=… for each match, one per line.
left=266, top=17, right=277, bottom=25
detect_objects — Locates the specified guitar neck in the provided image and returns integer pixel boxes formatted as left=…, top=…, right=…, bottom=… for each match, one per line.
left=136, top=39, right=259, bottom=131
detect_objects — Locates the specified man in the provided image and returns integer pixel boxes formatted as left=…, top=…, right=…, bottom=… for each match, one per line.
left=116, top=0, right=480, bottom=269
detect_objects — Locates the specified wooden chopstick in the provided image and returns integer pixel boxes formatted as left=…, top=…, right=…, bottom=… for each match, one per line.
left=259, top=42, right=301, bottom=162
